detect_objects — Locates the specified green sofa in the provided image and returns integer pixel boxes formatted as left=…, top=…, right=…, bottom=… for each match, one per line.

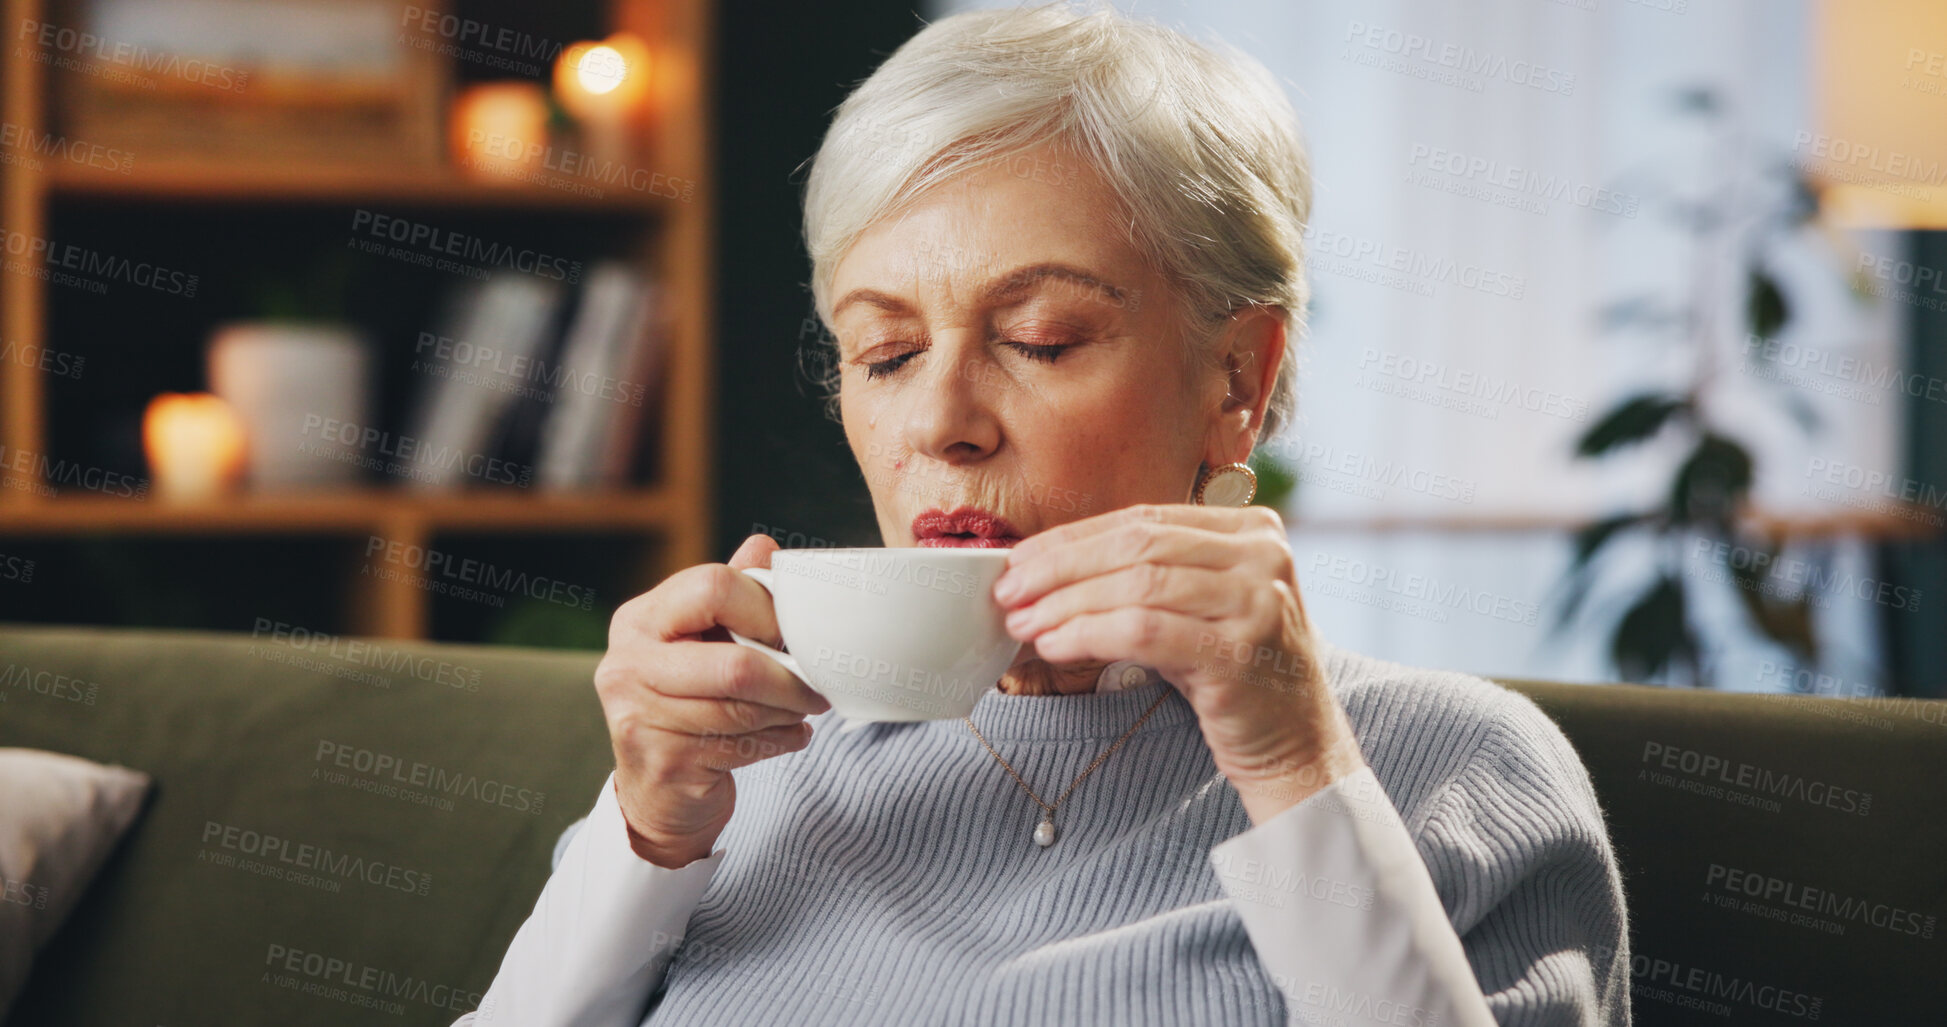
left=1, top=624, right=1940, bottom=1025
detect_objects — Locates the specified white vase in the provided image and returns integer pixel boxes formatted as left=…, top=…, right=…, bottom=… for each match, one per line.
left=207, top=322, right=372, bottom=490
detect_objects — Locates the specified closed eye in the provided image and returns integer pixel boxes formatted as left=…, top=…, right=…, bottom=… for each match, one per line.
left=863, top=351, right=917, bottom=380
left=1005, top=341, right=1070, bottom=363
left=862, top=341, right=1072, bottom=380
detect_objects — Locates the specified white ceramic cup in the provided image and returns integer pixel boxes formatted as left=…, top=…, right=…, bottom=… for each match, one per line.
left=726, top=547, right=1023, bottom=721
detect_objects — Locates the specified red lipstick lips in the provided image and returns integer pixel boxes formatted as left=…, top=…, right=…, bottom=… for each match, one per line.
left=911, top=507, right=1023, bottom=548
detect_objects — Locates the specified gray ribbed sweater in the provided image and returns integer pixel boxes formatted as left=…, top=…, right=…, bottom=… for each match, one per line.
left=586, top=639, right=1630, bottom=1025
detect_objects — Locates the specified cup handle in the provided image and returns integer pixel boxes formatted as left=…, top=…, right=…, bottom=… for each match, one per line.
left=724, top=567, right=811, bottom=684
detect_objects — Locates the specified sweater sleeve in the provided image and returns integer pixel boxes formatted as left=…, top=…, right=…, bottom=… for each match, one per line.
left=1209, top=690, right=1630, bottom=1027
left=1413, top=692, right=1632, bottom=1027
left=453, top=771, right=725, bottom=1027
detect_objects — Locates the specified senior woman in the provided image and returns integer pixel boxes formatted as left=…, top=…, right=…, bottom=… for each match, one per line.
left=461, top=6, right=1629, bottom=1026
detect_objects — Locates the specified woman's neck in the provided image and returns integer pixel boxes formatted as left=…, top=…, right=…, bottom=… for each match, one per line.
left=996, top=657, right=1105, bottom=696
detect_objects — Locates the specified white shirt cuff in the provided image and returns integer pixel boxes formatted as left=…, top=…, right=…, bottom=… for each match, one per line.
left=466, top=771, right=724, bottom=1027
left=1209, top=766, right=1496, bottom=1027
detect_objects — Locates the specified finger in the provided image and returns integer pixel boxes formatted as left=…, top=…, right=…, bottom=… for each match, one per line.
left=636, top=560, right=783, bottom=647
left=687, top=722, right=815, bottom=773
left=995, top=521, right=1242, bottom=608
left=631, top=640, right=830, bottom=715
left=728, top=532, right=779, bottom=572
left=1003, top=564, right=1249, bottom=640
left=630, top=722, right=810, bottom=783
left=637, top=687, right=815, bottom=736
left=1006, top=503, right=1279, bottom=564
left=1025, top=605, right=1213, bottom=683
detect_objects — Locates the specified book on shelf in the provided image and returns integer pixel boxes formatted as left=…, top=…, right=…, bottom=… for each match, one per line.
left=535, top=263, right=662, bottom=491
left=596, top=279, right=669, bottom=487
left=400, top=274, right=564, bottom=491
left=398, top=262, right=664, bottom=493
left=483, top=280, right=582, bottom=480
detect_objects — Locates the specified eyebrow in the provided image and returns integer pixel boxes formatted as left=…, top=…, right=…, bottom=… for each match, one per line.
left=829, top=261, right=1129, bottom=321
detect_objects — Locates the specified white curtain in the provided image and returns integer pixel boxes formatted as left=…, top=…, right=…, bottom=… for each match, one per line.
left=925, top=0, right=1905, bottom=691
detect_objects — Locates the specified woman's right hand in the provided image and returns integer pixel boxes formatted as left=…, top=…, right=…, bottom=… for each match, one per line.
left=594, top=533, right=831, bottom=868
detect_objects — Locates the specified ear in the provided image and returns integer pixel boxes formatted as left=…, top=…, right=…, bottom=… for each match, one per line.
left=1201, top=307, right=1285, bottom=468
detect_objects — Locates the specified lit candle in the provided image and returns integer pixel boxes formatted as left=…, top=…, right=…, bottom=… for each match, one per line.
left=554, top=33, right=652, bottom=167
left=450, top=82, right=551, bottom=182
left=143, top=393, right=247, bottom=501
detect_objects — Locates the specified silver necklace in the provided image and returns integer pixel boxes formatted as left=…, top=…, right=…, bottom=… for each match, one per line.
left=964, top=689, right=1172, bottom=848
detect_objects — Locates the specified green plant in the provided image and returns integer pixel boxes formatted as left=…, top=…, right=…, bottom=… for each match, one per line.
left=487, top=597, right=610, bottom=650
left=1248, top=447, right=1296, bottom=510
left=245, top=249, right=356, bottom=322
left=1556, top=86, right=1848, bottom=684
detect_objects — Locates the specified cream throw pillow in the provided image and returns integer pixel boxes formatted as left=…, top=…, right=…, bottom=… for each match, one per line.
left=0, top=748, right=152, bottom=1020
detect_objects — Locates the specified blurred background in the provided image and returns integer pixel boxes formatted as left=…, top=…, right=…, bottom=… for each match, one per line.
left=0, top=0, right=1940, bottom=698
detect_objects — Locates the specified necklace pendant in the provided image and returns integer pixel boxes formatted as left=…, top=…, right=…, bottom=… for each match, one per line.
left=1032, top=816, right=1057, bottom=848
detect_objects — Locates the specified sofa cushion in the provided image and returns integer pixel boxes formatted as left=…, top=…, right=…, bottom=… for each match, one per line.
left=0, top=624, right=613, bottom=1027
left=0, top=748, right=151, bottom=1021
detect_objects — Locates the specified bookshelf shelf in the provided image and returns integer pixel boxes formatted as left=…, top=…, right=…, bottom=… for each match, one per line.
left=0, top=488, right=680, bottom=535
left=48, top=161, right=676, bottom=214
left=0, top=0, right=717, bottom=642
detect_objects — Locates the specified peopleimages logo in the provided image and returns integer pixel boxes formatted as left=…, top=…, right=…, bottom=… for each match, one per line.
left=1705, top=863, right=1936, bottom=939
left=0, top=228, right=198, bottom=297
left=398, top=4, right=566, bottom=76
left=265, top=943, right=481, bottom=1014
left=414, top=331, right=647, bottom=407
left=1692, top=538, right=1924, bottom=612
left=0, top=553, right=32, bottom=584
left=348, top=209, right=582, bottom=283
left=1284, top=981, right=1438, bottom=1027
left=0, top=444, right=147, bottom=498
left=458, top=133, right=696, bottom=201
left=1405, top=143, right=1637, bottom=217
left=1272, top=438, right=1479, bottom=504
left=1342, top=21, right=1576, bottom=95
left=0, top=663, right=100, bottom=705
left=299, top=413, right=532, bottom=488
left=1308, top=553, right=1538, bottom=625
left=314, top=740, right=544, bottom=815
left=0, top=338, right=85, bottom=379
left=1742, top=333, right=1947, bottom=407
left=363, top=536, right=598, bottom=611
left=15, top=18, right=249, bottom=92
left=1356, top=347, right=1591, bottom=422
left=1, top=876, right=48, bottom=910
left=251, top=618, right=482, bottom=691
left=1640, top=741, right=1872, bottom=816
left=1303, top=225, right=1526, bottom=300
left=788, top=549, right=985, bottom=598
left=0, top=120, right=133, bottom=174
left=1597, top=944, right=1824, bottom=1021
left=1792, top=131, right=1947, bottom=189
left=200, top=821, right=432, bottom=895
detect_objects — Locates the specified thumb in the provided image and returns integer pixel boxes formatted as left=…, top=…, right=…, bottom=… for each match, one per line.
left=727, top=532, right=780, bottom=571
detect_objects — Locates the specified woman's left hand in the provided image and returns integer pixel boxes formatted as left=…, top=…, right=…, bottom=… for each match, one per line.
left=992, top=503, right=1367, bottom=823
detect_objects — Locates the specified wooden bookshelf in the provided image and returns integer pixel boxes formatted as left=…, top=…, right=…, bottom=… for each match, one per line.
left=46, top=161, right=676, bottom=213
left=0, top=488, right=681, bottom=535
left=0, top=0, right=717, bottom=641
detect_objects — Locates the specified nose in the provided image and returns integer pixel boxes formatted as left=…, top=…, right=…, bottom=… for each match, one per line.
left=898, top=335, right=1001, bottom=466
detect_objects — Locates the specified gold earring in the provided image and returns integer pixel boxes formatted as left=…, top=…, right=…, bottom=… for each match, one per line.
left=1193, top=462, right=1256, bottom=507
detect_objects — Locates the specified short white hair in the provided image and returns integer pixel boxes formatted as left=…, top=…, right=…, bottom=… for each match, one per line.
left=800, top=1, right=1312, bottom=443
